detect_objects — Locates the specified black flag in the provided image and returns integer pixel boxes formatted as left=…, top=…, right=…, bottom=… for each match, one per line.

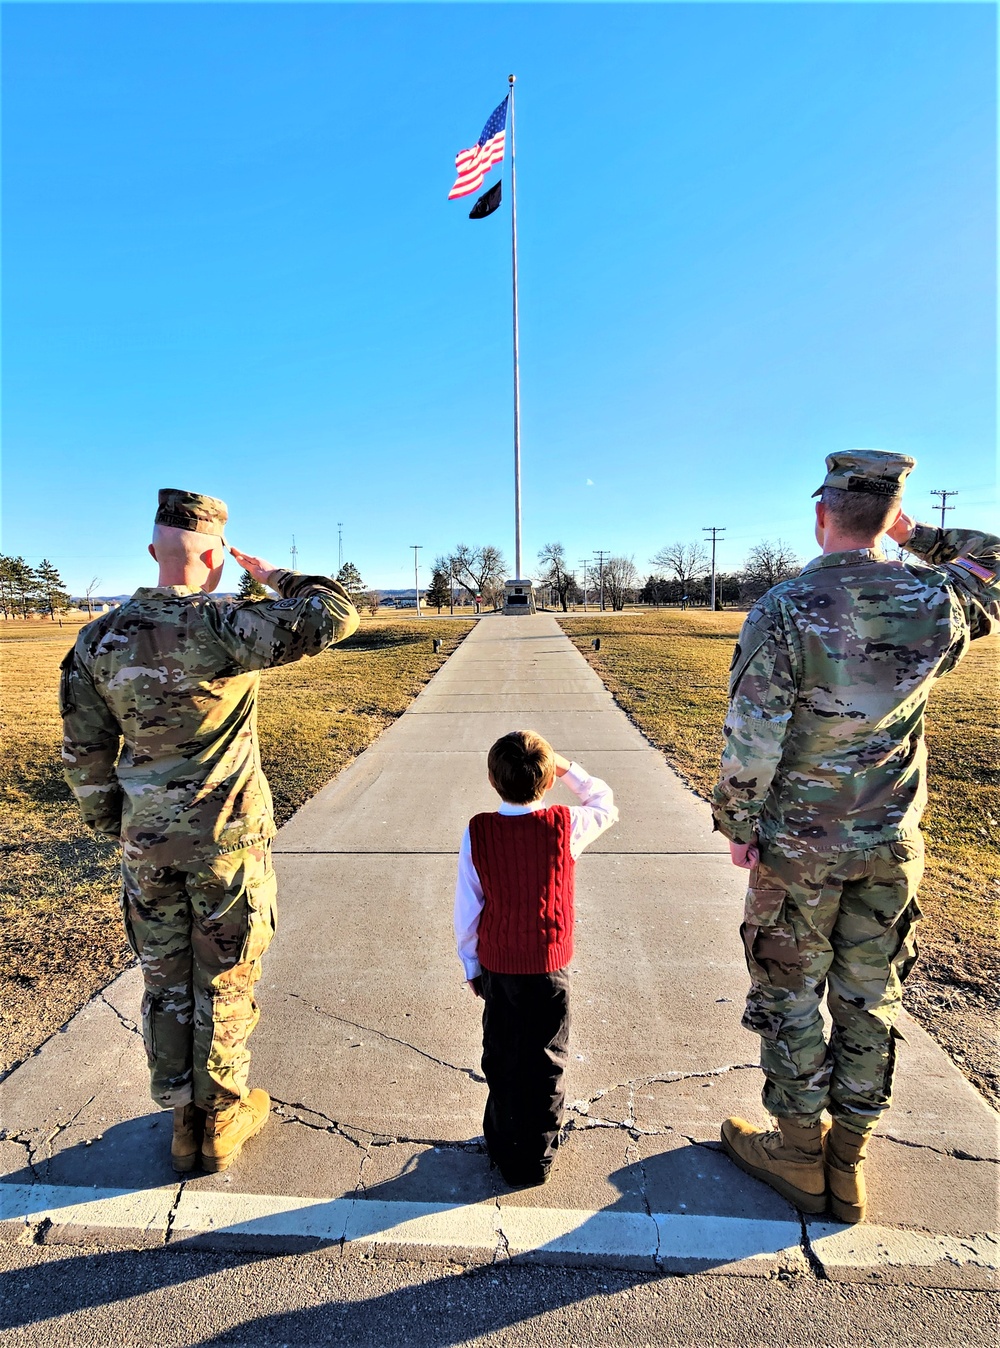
left=469, top=180, right=502, bottom=220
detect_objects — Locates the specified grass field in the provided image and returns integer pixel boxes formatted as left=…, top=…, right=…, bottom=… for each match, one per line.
left=560, top=610, right=1000, bottom=1105
left=0, top=615, right=471, bottom=1078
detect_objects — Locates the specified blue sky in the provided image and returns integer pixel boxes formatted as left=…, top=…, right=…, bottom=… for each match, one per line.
left=3, top=2, right=996, bottom=593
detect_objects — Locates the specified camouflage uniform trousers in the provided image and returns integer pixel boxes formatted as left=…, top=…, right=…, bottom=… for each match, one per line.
left=120, top=843, right=277, bottom=1112
left=740, top=836, right=924, bottom=1135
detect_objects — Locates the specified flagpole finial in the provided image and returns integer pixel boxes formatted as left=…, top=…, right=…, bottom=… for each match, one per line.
left=508, top=73, right=516, bottom=85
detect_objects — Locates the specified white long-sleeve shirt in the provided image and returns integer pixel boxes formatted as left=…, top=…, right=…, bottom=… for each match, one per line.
left=453, top=762, right=619, bottom=981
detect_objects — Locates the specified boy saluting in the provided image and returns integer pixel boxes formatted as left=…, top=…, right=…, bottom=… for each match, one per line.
left=454, top=731, right=618, bottom=1188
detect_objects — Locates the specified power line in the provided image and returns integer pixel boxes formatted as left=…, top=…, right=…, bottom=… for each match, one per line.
left=930, top=490, right=957, bottom=530
left=578, top=559, right=590, bottom=612
left=411, top=545, right=422, bottom=618
left=593, top=550, right=609, bottom=612
left=703, top=527, right=725, bottom=612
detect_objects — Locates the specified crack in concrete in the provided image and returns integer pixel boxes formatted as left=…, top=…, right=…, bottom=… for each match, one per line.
left=492, top=1194, right=511, bottom=1264
left=880, top=1133, right=999, bottom=1165
left=98, top=992, right=142, bottom=1038
left=284, top=992, right=486, bottom=1084
left=164, top=1182, right=185, bottom=1245
left=797, top=1213, right=826, bottom=1280
left=0, top=1130, right=39, bottom=1183
left=32, top=1094, right=98, bottom=1178
left=566, top=1062, right=758, bottom=1119
left=271, top=1096, right=485, bottom=1157
left=270, top=1097, right=369, bottom=1149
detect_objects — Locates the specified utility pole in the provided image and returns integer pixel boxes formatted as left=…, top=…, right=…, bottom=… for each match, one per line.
left=449, top=560, right=455, bottom=616
left=411, top=545, right=422, bottom=618
left=593, top=550, right=609, bottom=612
left=703, top=527, right=725, bottom=612
left=337, top=522, right=344, bottom=572
left=290, top=535, right=298, bottom=571
left=579, top=560, right=589, bottom=612
left=930, top=490, right=957, bottom=530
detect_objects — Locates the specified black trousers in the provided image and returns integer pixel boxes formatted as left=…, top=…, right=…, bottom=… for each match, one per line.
left=480, top=966, right=571, bottom=1185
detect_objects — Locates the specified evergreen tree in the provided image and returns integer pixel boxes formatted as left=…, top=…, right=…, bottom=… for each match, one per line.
left=8, top=556, right=38, bottom=618
left=0, top=555, right=16, bottom=619
left=425, top=569, right=451, bottom=612
left=35, top=559, right=70, bottom=620
left=238, top=570, right=268, bottom=600
left=336, top=561, right=364, bottom=597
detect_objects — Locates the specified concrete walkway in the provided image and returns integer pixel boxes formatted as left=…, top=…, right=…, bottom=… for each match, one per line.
left=1, top=616, right=997, bottom=1285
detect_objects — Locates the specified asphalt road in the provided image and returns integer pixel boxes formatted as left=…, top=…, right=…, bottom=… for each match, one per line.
left=2, top=1241, right=996, bottom=1348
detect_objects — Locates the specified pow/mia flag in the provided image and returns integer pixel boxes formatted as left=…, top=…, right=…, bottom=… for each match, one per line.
left=469, top=181, right=502, bottom=220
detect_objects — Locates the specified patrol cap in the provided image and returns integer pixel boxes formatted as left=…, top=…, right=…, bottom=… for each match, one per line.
left=813, top=450, right=916, bottom=499
left=155, top=488, right=228, bottom=539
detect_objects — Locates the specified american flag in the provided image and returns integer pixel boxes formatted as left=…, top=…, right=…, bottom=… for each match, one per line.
left=448, top=98, right=508, bottom=200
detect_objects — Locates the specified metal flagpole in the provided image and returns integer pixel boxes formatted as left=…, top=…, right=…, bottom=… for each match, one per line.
left=508, top=73, right=522, bottom=581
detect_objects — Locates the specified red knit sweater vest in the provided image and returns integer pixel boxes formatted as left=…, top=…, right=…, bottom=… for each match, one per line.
left=469, top=805, right=575, bottom=975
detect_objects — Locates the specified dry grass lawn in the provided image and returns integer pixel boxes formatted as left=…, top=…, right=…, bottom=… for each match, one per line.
left=560, top=610, right=1000, bottom=1105
left=0, top=615, right=471, bottom=1078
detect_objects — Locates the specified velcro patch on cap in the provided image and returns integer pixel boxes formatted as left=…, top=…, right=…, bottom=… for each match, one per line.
left=846, top=475, right=900, bottom=497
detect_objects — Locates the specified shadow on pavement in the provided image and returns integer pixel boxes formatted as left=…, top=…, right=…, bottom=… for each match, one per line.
left=2, top=1138, right=800, bottom=1339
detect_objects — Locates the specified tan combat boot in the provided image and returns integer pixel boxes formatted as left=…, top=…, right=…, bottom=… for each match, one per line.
left=171, top=1104, right=205, bottom=1174
left=825, top=1121, right=872, bottom=1224
left=201, top=1089, right=270, bottom=1173
left=721, top=1115, right=827, bottom=1214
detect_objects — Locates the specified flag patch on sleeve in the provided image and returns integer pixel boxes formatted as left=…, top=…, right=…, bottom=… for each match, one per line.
left=950, top=557, right=996, bottom=584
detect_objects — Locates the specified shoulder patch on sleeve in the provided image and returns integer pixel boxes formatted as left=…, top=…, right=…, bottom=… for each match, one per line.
left=728, top=606, right=778, bottom=699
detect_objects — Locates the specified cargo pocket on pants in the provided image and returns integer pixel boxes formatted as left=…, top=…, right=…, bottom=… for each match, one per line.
left=741, top=886, right=803, bottom=991
left=237, top=869, right=278, bottom=966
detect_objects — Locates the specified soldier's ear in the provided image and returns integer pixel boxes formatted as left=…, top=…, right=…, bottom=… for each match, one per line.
left=148, top=543, right=158, bottom=561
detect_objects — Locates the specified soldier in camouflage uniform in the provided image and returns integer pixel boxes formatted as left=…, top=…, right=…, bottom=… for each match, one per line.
left=712, top=451, right=1000, bottom=1222
left=60, top=489, right=359, bottom=1173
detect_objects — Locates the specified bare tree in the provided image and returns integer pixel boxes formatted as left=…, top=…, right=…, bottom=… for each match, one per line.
left=602, top=555, right=638, bottom=611
left=84, top=576, right=102, bottom=618
left=537, top=542, right=575, bottom=612
left=449, top=544, right=508, bottom=608
left=741, top=539, right=800, bottom=600
left=650, top=542, right=709, bottom=596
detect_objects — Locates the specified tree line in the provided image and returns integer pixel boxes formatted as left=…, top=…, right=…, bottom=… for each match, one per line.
left=0, top=555, right=77, bottom=620
left=532, top=538, right=801, bottom=612
left=394, top=537, right=803, bottom=615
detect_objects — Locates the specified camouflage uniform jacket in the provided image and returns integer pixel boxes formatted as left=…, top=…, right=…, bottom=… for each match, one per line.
left=60, top=570, right=360, bottom=863
left=712, top=526, right=1000, bottom=853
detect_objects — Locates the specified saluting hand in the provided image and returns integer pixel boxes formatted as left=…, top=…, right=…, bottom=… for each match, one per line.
left=886, top=511, right=916, bottom=546
left=230, top=546, right=280, bottom=587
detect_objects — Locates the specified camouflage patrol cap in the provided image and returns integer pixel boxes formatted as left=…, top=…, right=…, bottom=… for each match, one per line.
left=155, top=488, right=228, bottom=538
left=813, top=450, right=916, bottom=499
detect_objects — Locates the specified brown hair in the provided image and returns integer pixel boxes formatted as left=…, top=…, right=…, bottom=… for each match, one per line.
left=820, top=485, right=899, bottom=541
left=487, top=730, right=556, bottom=805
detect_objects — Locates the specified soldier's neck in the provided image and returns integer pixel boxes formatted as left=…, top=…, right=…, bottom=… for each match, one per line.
left=156, top=563, right=211, bottom=590
left=820, top=531, right=882, bottom=557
